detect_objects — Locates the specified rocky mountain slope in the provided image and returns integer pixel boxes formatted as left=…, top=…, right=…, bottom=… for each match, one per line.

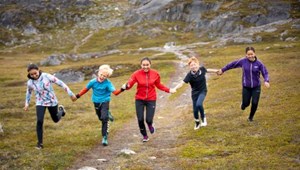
left=0, top=0, right=299, bottom=48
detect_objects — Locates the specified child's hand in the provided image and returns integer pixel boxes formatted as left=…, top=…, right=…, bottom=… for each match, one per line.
left=71, top=95, right=77, bottom=102
left=217, top=69, right=223, bottom=75
left=170, top=88, right=176, bottom=93
left=264, top=82, right=270, bottom=88
left=23, top=105, right=29, bottom=111
left=121, top=83, right=127, bottom=90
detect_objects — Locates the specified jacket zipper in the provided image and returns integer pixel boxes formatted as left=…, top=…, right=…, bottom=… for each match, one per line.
left=146, top=72, right=149, bottom=99
left=250, top=63, right=253, bottom=88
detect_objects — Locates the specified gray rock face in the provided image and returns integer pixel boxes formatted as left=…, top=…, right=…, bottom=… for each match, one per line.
left=0, top=0, right=297, bottom=47
left=54, top=69, right=85, bottom=84
left=124, top=0, right=293, bottom=37
left=0, top=0, right=93, bottom=45
left=40, top=50, right=121, bottom=66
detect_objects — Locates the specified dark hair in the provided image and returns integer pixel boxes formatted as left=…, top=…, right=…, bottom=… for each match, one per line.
left=245, top=47, right=255, bottom=53
left=140, top=57, right=151, bottom=64
left=27, top=63, right=39, bottom=72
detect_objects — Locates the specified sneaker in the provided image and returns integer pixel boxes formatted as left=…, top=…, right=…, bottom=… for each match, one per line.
left=148, top=124, right=155, bottom=134
left=102, top=135, right=108, bottom=146
left=200, top=118, right=207, bottom=127
left=108, top=111, right=114, bottom=122
left=142, top=136, right=149, bottom=142
left=58, top=105, right=66, bottom=117
left=247, top=118, right=253, bottom=122
left=36, top=143, right=43, bottom=150
left=194, top=121, right=200, bottom=130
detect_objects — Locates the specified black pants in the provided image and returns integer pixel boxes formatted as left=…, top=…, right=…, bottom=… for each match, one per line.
left=36, top=105, right=63, bottom=144
left=94, top=102, right=109, bottom=137
left=135, top=100, right=156, bottom=137
left=242, top=86, right=261, bottom=120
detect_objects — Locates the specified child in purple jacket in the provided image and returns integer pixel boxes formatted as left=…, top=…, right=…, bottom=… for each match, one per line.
left=217, top=47, right=270, bottom=122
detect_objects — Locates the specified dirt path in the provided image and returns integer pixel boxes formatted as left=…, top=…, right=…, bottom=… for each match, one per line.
left=68, top=59, right=192, bottom=170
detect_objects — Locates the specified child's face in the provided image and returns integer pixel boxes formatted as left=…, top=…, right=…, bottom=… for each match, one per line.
left=98, top=71, right=109, bottom=82
left=189, top=61, right=199, bottom=72
left=29, top=69, right=40, bottom=80
left=246, top=50, right=256, bottom=62
left=141, top=60, right=151, bottom=72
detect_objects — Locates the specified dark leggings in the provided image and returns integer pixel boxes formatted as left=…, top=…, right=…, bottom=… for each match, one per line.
left=242, top=86, right=261, bottom=120
left=94, top=102, right=109, bottom=137
left=135, top=100, right=156, bottom=137
left=192, top=91, right=207, bottom=121
left=36, top=105, right=63, bottom=144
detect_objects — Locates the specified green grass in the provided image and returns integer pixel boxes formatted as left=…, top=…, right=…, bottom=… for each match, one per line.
left=0, top=10, right=299, bottom=169
left=0, top=48, right=175, bottom=169
left=174, top=42, right=300, bottom=169
left=2, top=39, right=299, bottom=169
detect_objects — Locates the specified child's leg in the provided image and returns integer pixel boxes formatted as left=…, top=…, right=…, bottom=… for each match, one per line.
left=145, top=101, right=156, bottom=134
left=36, top=106, right=46, bottom=145
left=192, top=97, right=200, bottom=129
left=242, top=87, right=252, bottom=110
left=192, top=98, right=199, bottom=120
left=145, top=101, right=156, bottom=126
left=196, top=92, right=207, bottom=122
left=48, top=105, right=60, bottom=123
left=249, top=86, right=261, bottom=120
left=100, top=102, right=109, bottom=137
left=135, top=100, right=147, bottom=137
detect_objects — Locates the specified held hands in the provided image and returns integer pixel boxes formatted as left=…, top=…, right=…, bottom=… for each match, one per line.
left=170, top=88, right=177, bottom=94
left=71, top=95, right=77, bottom=102
left=217, top=69, right=223, bottom=75
left=121, top=83, right=127, bottom=91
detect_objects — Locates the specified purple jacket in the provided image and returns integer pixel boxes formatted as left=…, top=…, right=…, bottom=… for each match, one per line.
left=221, top=57, right=269, bottom=88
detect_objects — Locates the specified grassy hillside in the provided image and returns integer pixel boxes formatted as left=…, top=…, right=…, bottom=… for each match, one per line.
left=174, top=42, right=300, bottom=169
left=0, top=3, right=299, bottom=167
left=1, top=35, right=299, bottom=169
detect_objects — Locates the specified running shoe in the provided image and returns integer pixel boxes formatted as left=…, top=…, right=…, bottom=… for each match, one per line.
left=142, top=136, right=149, bottom=142
left=36, top=143, right=43, bottom=150
left=58, top=105, right=66, bottom=117
left=201, top=118, right=207, bottom=127
left=102, top=135, right=108, bottom=146
left=194, top=121, right=200, bottom=130
left=194, top=119, right=200, bottom=130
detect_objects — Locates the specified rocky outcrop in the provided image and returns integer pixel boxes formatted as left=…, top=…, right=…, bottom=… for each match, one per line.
left=0, top=0, right=298, bottom=47
left=40, top=50, right=121, bottom=66
left=125, top=0, right=292, bottom=36
left=0, top=0, right=93, bottom=46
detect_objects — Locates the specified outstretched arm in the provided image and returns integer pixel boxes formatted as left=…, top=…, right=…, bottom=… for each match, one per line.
left=112, top=89, right=123, bottom=95
left=207, top=69, right=219, bottom=73
left=173, top=81, right=185, bottom=91
left=75, top=87, right=89, bottom=99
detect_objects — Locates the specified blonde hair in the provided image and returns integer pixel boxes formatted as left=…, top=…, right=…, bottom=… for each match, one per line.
left=98, top=64, right=113, bottom=77
left=188, top=56, right=199, bottom=65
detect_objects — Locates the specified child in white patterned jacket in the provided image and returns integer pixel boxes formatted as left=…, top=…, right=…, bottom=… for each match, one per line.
left=24, top=63, right=77, bottom=149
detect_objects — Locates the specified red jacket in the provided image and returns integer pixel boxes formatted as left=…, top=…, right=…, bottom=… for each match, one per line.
left=127, top=69, right=170, bottom=101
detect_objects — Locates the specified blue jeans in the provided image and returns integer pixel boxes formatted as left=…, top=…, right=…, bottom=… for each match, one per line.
left=192, top=91, right=207, bottom=121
